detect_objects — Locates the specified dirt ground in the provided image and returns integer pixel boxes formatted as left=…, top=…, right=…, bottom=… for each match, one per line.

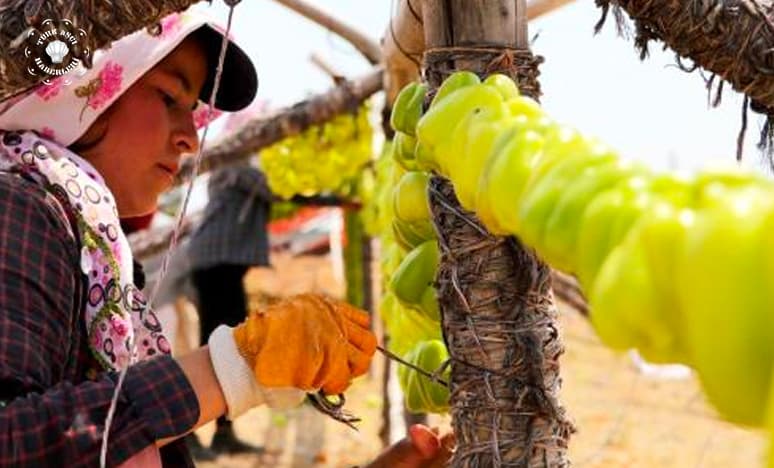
left=178, top=251, right=767, bottom=468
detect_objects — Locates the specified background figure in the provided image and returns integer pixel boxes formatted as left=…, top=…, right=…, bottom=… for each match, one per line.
left=186, top=161, right=273, bottom=457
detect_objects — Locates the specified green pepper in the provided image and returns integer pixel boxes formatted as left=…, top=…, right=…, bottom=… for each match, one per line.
left=575, top=175, right=653, bottom=289
left=483, top=73, right=521, bottom=101
left=542, top=159, right=646, bottom=272
left=429, top=71, right=481, bottom=108
left=677, top=185, right=774, bottom=426
left=399, top=340, right=450, bottom=414
left=449, top=116, right=521, bottom=211
left=392, top=132, right=419, bottom=171
left=393, top=171, right=431, bottom=224
left=476, top=128, right=545, bottom=235
left=516, top=146, right=619, bottom=254
left=390, top=240, right=439, bottom=307
left=392, top=218, right=435, bottom=251
left=417, top=84, right=508, bottom=177
left=391, top=82, right=428, bottom=136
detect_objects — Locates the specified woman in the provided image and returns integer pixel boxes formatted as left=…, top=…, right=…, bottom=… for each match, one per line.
left=0, top=9, right=450, bottom=467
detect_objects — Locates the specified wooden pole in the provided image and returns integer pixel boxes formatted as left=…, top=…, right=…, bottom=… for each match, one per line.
left=422, top=0, right=574, bottom=465
left=382, top=0, right=578, bottom=113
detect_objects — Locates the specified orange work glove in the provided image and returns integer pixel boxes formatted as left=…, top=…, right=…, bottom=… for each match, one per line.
left=233, top=293, right=377, bottom=395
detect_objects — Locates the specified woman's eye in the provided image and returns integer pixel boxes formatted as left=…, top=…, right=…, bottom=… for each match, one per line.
left=159, top=90, right=177, bottom=108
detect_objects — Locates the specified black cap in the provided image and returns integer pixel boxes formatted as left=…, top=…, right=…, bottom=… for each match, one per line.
left=192, top=25, right=258, bottom=112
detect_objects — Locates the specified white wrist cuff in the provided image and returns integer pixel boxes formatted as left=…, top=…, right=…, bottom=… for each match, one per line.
left=208, top=325, right=305, bottom=419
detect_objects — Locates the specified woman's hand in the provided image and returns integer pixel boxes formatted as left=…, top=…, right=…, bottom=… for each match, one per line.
left=233, top=293, right=377, bottom=394
left=205, top=293, right=377, bottom=419
left=366, top=425, right=455, bottom=468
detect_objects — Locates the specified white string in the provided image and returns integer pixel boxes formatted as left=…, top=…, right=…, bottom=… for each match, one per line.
left=99, top=5, right=238, bottom=467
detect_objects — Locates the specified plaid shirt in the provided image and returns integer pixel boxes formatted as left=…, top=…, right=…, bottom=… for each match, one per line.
left=0, top=172, right=199, bottom=467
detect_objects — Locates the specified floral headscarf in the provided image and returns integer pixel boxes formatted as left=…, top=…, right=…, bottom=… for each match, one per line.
left=0, top=9, right=257, bottom=146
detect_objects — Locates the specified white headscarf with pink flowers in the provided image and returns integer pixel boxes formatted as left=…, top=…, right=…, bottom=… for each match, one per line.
left=0, top=10, right=223, bottom=147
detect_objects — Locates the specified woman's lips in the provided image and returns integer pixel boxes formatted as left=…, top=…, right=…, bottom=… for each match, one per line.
left=156, top=163, right=178, bottom=177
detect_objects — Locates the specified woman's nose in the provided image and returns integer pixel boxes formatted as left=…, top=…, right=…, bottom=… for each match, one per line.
left=173, top=115, right=200, bottom=155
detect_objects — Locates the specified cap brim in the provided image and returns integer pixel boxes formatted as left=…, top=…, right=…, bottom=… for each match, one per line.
left=192, top=25, right=258, bottom=112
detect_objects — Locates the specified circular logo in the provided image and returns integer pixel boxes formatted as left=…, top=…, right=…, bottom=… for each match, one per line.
left=24, top=19, right=90, bottom=85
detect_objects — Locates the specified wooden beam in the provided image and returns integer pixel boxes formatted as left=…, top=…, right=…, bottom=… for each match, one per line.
left=382, top=0, right=426, bottom=105
left=129, top=211, right=202, bottom=261
left=310, top=52, right=346, bottom=84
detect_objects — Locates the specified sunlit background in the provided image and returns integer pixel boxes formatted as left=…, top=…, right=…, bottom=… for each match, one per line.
left=196, top=0, right=770, bottom=173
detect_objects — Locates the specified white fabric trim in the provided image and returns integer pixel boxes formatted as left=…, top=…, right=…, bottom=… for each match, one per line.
left=208, top=325, right=304, bottom=419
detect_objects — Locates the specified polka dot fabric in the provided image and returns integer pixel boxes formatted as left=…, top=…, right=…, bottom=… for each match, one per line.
left=0, top=130, right=168, bottom=371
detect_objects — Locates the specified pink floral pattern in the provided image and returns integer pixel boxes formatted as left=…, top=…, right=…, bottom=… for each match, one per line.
left=193, top=104, right=223, bottom=129
left=111, top=315, right=129, bottom=336
left=87, top=62, right=124, bottom=110
left=92, top=332, right=102, bottom=349
left=35, top=77, right=64, bottom=101
left=159, top=14, right=183, bottom=39
left=39, top=127, right=56, bottom=140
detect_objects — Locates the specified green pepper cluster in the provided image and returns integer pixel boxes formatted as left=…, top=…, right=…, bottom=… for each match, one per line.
left=362, top=140, right=448, bottom=414
left=259, top=103, right=373, bottom=199
left=392, top=71, right=774, bottom=443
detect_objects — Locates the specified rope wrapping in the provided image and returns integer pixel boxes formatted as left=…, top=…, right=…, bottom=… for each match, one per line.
left=423, top=43, right=574, bottom=467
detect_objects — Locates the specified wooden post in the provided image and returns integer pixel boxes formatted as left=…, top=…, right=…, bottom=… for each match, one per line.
left=422, top=1, right=574, bottom=465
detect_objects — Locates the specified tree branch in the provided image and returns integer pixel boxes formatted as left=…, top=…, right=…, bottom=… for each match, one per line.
left=527, top=0, right=576, bottom=20
left=310, top=52, right=346, bottom=84
left=271, top=0, right=381, bottom=64
left=175, top=66, right=383, bottom=184
left=129, top=211, right=203, bottom=261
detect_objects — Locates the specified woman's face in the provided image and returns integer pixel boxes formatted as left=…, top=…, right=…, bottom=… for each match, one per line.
left=74, top=36, right=208, bottom=217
